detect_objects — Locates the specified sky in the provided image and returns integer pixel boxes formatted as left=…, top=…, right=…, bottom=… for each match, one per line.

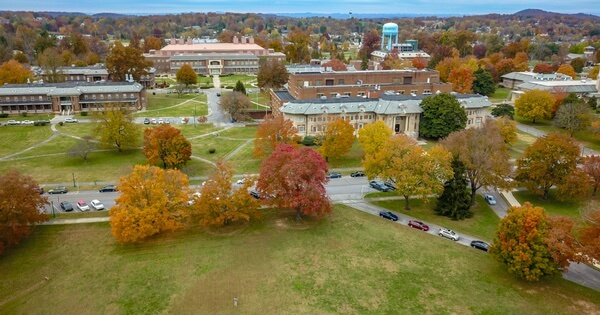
left=2, top=0, right=599, bottom=16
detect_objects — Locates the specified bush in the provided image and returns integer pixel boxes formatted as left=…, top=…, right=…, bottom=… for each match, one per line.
left=58, top=121, right=64, bottom=126
left=80, top=111, right=88, bottom=116
left=302, top=135, right=316, bottom=146
left=208, top=148, right=216, bottom=154
left=0, top=113, right=8, bottom=118
left=21, top=112, right=28, bottom=117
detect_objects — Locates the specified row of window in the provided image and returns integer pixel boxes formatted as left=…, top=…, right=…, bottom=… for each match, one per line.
left=83, top=93, right=137, bottom=100
left=298, top=77, right=418, bottom=87
left=308, top=114, right=374, bottom=122
left=313, top=89, right=430, bottom=98
left=466, top=109, right=482, bottom=116
left=1, top=95, right=49, bottom=102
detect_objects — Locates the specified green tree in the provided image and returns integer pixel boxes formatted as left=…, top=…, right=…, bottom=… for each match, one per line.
left=93, top=104, right=141, bottom=152
left=491, top=103, right=515, bottom=119
left=233, top=80, right=247, bottom=95
left=588, top=96, right=597, bottom=110
left=419, top=93, right=467, bottom=139
left=175, top=64, right=197, bottom=92
left=514, top=89, right=555, bottom=123
left=143, top=124, right=192, bottom=169
left=105, top=41, right=153, bottom=82
left=472, top=67, right=496, bottom=96
left=516, top=132, right=587, bottom=200
left=570, top=58, right=585, bottom=74
left=553, top=102, right=592, bottom=136
left=319, top=118, right=355, bottom=162
left=435, top=158, right=472, bottom=220
left=357, top=120, right=393, bottom=156
left=257, top=59, right=289, bottom=91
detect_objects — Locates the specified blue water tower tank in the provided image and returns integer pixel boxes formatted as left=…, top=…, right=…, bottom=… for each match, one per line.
left=381, top=22, right=399, bottom=51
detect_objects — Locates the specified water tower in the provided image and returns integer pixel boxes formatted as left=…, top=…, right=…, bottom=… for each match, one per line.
left=381, top=22, right=398, bottom=51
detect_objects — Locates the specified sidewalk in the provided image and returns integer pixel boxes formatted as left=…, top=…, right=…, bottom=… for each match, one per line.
left=43, top=217, right=110, bottom=225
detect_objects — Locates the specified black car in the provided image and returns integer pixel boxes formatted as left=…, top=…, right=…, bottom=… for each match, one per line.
left=327, top=172, right=342, bottom=179
left=143, top=118, right=150, bottom=125
left=48, top=186, right=68, bottom=194
left=379, top=211, right=398, bottom=221
left=250, top=190, right=261, bottom=199
left=60, top=201, right=74, bottom=212
left=470, top=240, right=490, bottom=252
left=99, top=185, right=118, bottom=193
left=350, top=171, right=366, bottom=177
left=369, top=180, right=389, bottom=192
left=216, top=92, right=221, bottom=97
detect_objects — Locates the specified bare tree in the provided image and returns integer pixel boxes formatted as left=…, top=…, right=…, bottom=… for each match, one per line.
left=67, top=136, right=96, bottom=163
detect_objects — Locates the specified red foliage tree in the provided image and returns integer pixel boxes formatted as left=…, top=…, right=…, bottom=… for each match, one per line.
left=412, top=56, right=427, bottom=70
left=583, top=155, right=600, bottom=196
left=322, top=58, right=347, bottom=71
left=256, top=144, right=331, bottom=220
left=533, top=63, right=554, bottom=74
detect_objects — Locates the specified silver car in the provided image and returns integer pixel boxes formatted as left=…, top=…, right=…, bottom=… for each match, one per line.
left=438, top=228, right=460, bottom=241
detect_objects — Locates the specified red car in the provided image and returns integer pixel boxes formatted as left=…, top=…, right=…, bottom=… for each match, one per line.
left=408, top=220, right=429, bottom=231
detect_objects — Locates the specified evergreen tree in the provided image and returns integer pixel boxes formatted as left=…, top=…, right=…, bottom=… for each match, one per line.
left=233, top=80, right=247, bottom=95
left=588, top=96, right=597, bottom=110
left=435, top=158, right=473, bottom=220
left=472, top=67, right=496, bottom=96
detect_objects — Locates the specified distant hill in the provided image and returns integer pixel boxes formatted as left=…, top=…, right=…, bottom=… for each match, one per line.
left=512, top=8, right=599, bottom=19
left=0, top=11, right=133, bottom=19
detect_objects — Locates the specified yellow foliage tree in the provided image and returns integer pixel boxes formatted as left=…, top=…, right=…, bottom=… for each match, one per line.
left=493, top=116, right=518, bottom=145
left=0, top=60, right=33, bottom=85
left=109, top=165, right=190, bottom=243
left=319, top=118, right=355, bottom=162
left=357, top=120, right=393, bottom=156
left=514, top=89, right=555, bottom=123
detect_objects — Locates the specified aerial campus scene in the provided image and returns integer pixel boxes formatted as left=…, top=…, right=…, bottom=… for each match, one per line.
left=1, top=0, right=600, bottom=313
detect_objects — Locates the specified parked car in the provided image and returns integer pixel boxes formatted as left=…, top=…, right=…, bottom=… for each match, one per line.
left=327, top=172, right=342, bottom=179
left=236, top=177, right=247, bottom=185
left=143, top=118, right=150, bottom=125
left=48, top=186, right=68, bottom=194
left=470, top=240, right=489, bottom=252
left=249, top=190, right=261, bottom=199
left=384, top=180, right=397, bottom=191
left=151, top=118, right=157, bottom=124
left=165, top=118, right=170, bottom=124
left=37, top=119, right=51, bottom=124
left=369, top=180, right=389, bottom=192
left=438, top=228, right=460, bottom=241
left=379, top=211, right=398, bottom=221
left=350, top=171, right=366, bottom=177
left=60, top=201, right=73, bottom=212
left=158, top=118, right=164, bottom=124
left=485, top=195, right=497, bottom=205
left=216, top=92, right=221, bottom=97
left=76, top=200, right=90, bottom=211
left=64, top=117, right=78, bottom=123
left=21, top=120, right=34, bottom=125
left=6, top=120, right=21, bottom=125
left=90, top=199, right=105, bottom=210
left=408, top=220, right=429, bottom=231
left=187, top=192, right=202, bottom=205
left=38, top=187, right=44, bottom=194
left=99, top=185, right=118, bottom=192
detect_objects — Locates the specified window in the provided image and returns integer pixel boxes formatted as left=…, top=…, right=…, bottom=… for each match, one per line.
left=123, top=93, right=127, bottom=98
left=467, top=119, right=473, bottom=125
left=357, top=92, right=365, bottom=96
left=22, top=96, right=26, bottom=101
left=100, top=95, right=104, bottom=100
left=338, top=79, right=344, bottom=85
left=344, top=92, right=351, bottom=96
left=39, top=96, right=43, bottom=101
left=315, top=80, right=322, bottom=86
left=298, top=117, right=305, bottom=122
left=410, top=90, right=418, bottom=94
left=316, top=93, right=324, bottom=98
left=325, top=79, right=334, bottom=86
left=423, top=89, right=431, bottom=94
left=298, top=125, right=305, bottom=132
left=475, top=117, right=482, bottom=124
left=330, top=93, right=337, bottom=98
left=403, top=77, right=413, bottom=84
left=296, top=80, right=303, bottom=87
left=84, top=95, right=88, bottom=100
left=31, top=96, right=35, bottom=101
left=392, top=77, right=401, bottom=84
left=107, top=94, right=112, bottom=99
left=398, top=90, right=405, bottom=94
left=359, top=115, right=363, bottom=120
left=92, top=95, right=96, bottom=100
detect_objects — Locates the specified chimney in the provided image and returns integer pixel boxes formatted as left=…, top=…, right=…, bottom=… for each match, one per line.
left=249, top=37, right=254, bottom=44
left=170, top=38, right=176, bottom=45
left=233, top=36, right=239, bottom=44
left=178, top=37, right=184, bottom=45
left=368, top=89, right=381, bottom=99
left=187, top=37, right=192, bottom=45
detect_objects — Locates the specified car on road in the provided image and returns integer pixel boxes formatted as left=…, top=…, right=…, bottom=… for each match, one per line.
left=438, top=228, right=460, bottom=241
left=60, top=201, right=73, bottom=212
left=384, top=180, right=397, bottom=191
left=250, top=190, right=261, bottom=199
left=350, top=171, right=365, bottom=177
left=21, top=120, right=34, bottom=125
left=369, top=180, right=389, bottom=192
left=236, top=177, right=247, bottom=185
left=151, top=118, right=157, bottom=124
left=37, top=119, right=50, bottom=124
left=216, top=92, right=221, bottom=97
left=379, top=211, right=398, bottom=221
left=485, top=195, right=497, bottom=205
left=327, top=172, right=342, bottom=179
left=38, top=187, right=44, bottom=194
left=187, top=192, right=202, bottom=205
left=48, top=186, right=68, bottom=194
left=6, top=120, right=21, bottom=125
left=76, top=200, right=90, bottom=211
left=470, top=240, right=489, bottom=252
left=143, top=118, right=150, bottom=125
left=64, top=117, right=78, bottom=123
left=90, top=199, right=105, bottom=210
left=158, top=118, right=164, bottom=124
left=408, top=220, right=429, bottom=231
left=165, top=118, right=170, bottom=124
left=99, top=185, right=118, bottom=192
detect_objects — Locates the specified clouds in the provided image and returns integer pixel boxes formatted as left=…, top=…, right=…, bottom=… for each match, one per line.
left=3, top=0, right=598, bottom=15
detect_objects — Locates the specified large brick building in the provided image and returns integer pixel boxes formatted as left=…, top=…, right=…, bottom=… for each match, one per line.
left=32, top=64, right=156, bottom=89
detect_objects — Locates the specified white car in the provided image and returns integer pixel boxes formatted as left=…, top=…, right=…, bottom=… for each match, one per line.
left=90, top=199, right=105, bottom=210
left=151, top=118, right=157, bottom=124
left=438, top=228, right=460, bottom=241
left=6, top=120, right=21, bottom=125
left=236, top=178, right=246, bottom=185
left=76, top=200, right=90, bottom=211
left=187, top=192, right=202, bottom=205
left=158, top=118, right=164, bottom=124
left=21, top=120, right=34, bottom=125
left=484, top=195, right=497, bottom=205
left=64, top=118, right=78, bottom=123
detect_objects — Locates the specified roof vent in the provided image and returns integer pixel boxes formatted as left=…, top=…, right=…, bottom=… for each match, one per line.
left=320, top=95, right=327, bottom=100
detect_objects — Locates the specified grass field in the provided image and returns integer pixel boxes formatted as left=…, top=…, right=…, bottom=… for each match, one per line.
left=489, top=87, right=511, bottom=103
left=138, top=93, right=208, bottom=118
left=515, top=116, right=600, bottom=152
left=1, top=205, right=598, bottom=314
left=219, top=74, right=256, bottom=88
left=0, top=126, right=53, bottom=158
left=512, top=189, right=589, bottom=218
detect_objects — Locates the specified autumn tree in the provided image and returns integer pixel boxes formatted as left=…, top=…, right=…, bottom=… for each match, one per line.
left=582, top=156, right=600, bottom=196
left=448, top=65, right=475, bottom=93
left=0, top=170, right=48, bottom=255
left=578, top=202, right=600, bottom=262
left=143, top=36, right=163, bottom=53
left=319, top=118, right=355, bottom=162
left=93, top=103, right=141, bottom=152
left=358, top=30, right=380, bottom=60
left=357, top=120, right=393, bottom=156
left=66, top=135, right=96, bottom=163
left=516, top=132, right=587, bottom=200
left=175, top=64, right=197, bottom=92
left=105, top=41, right=153, bottom=82
left=253, top=114, right=299, bottom=158
left=557, top=64, right=576, bottom=79
left=381, top=49, right=403, bottom=70
left=284, top=28, right=311, bottom=64
left=256, top=144, right=331, bottom=220
left=257, top=59, right=289, bottom=91
left=570, top=58, right=585, bottom=73
left=363, top=135, right=453, bottom=210
left=322, top=58, right=347, bottom=71
left=143, top=124, right=192, bottom=169
left=441, top=120, right=513, bottom=204
left=494, top=116, right=518, bottom=145
left=491, top=103, right=515, bottom=119
left=514, top=89, right=555, bottom=123
left=490, top=202, right=577, bottom=281
left=435, top=158, right=472, bottom=220
left=553, top=102, right=592, bottom=136
left=588, top=66, right=599, bottom=80
left=533, top=63, right=554, bottom=74
left=191, top=160, right=261, bottom=227
left=109, top=165, right=190, bottom=243
left=472, top=67, right=496, bottom=96
left=38, top=47, right=65, bottom=83
left=412, top=56, right=427, bottom=70
left=219, top=91, right=251, bottom=122
left=419, top=93, right=467, bottom=139
left=0, top=60, right=33, bottom=85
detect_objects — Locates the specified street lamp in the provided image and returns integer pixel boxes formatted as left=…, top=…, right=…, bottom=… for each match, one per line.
left=194, top=102, right=197, bottom=128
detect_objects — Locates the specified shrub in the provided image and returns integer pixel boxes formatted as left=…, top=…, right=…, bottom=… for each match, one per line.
left=208, top=148, right=216, bottom=154
left=0, top=113, right=8, bottom=118
left=302, top=136, right=316, bottom=146
left=80, top=111, right=88, bottom=116
left=21, top=112, right=28, bottom=117
left=58, top=121, right=64, bottom=126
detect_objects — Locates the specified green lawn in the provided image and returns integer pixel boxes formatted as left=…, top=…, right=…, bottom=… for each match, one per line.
left=219, top=74, right=256, bottom=88
left=511, top=189, right=588, bottom=218
left=371, top=195, right=501, bottom=240
left=515, top=115, right=600, bottom=152
left=137, top=93, right=208, bottom=118
left=509, top=131, right=538, bottom=159
left=1, top=205, right=598, bottom=314
left=0, top=126, right=53, bottom=158
left=489, top=87, right=511, bottom=103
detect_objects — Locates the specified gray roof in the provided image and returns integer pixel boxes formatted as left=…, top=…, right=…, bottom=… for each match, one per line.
left=273, top=90, right=296, bottom=101
left=0, top=81, right=144, bottom=96
left=517, top=80, right=598, bottom=94
left=171, top=53, right=258, bottom=61
left=280, top=93, right=491, bottom=116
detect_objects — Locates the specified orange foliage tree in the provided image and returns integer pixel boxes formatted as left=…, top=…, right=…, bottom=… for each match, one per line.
left=191, top=160, right=261, bottom=227
left=109, top=165, right=190, bottom=243
left=557, top=64, right=577, bottom=79
left=448, top=65, right=475, bottom=93
left=0, top=170, right=49, bottom=255
left=322, top=58, right=347, bottom=71
left=256, top=144, right=331, bottom=220
left=533, top=63, right=553, bottom=74
left=490, top=202, right=578, bottom=281
left=412, top=56, right=427, bottom=70
left=143, top=124, right=192, bottom=169
left=578, top=202, right=600, bottom=262
left=253, top=114, right=299, bottom=159
left=582, top=155, right=600, bottom=196
left=0, top=60, right=33, bottom=85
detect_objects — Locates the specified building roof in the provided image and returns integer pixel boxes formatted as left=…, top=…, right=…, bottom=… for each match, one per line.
left=280, top=93, right=491, bottom=116
left=161, top=43, right=267, bottom=52
left=0, top=81, right=144, bottom=96
left=517, top=79, right=598, bottom=94
left=501, top=71, right=561, bottom=82
left=170, top=53, right=258, bottom=61
left=273, top=90, right=296, bottom=101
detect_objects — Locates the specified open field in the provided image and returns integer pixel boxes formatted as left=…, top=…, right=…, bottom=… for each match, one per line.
left=1, top=205, right=599, bottom=314
left=512, top=189, right=591, bottom=218
left=137, top=93, right=208, bottom=118
left=516, top=116, right=600, bottom=152
left=489, top=87, right=511, bottom=103
left=219, top=74, right=256, bottom=88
